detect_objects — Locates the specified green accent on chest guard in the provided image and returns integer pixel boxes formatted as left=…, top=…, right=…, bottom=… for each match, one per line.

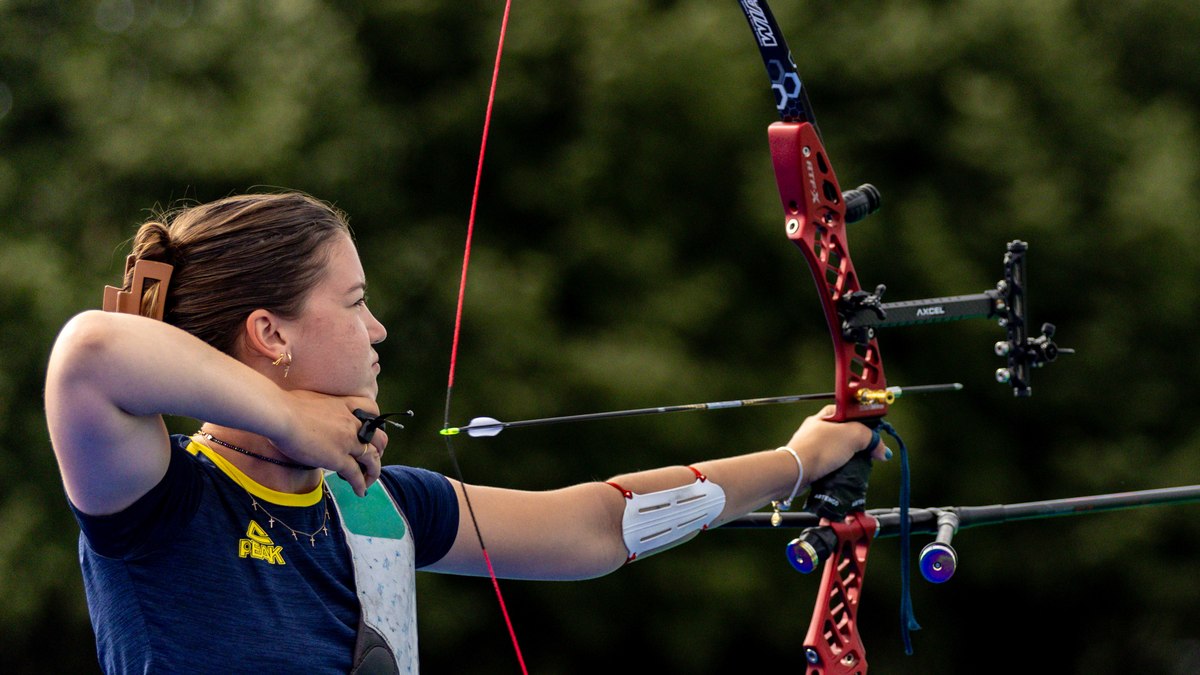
left=325, top=476, right=407, bottom=540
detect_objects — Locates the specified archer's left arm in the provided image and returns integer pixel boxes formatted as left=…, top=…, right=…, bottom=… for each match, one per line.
left=424, top=407, right=886, bottom=580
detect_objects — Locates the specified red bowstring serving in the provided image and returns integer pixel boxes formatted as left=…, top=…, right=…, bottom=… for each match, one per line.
left=441, top=2, right=527, bottom=673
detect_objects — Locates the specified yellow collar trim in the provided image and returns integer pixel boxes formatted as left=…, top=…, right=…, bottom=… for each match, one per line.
left=187, top=437, right=325, bottom=507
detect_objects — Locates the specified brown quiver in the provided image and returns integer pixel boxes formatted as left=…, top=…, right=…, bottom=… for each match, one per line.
left=102, top=256, right=174, bottom=321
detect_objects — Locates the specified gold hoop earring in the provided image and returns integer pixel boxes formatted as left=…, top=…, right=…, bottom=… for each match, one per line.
left=272, top=352, right=293, bottom=378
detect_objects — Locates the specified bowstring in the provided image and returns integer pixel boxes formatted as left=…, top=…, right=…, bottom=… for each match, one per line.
left=441, top=2, right=528, bottom=673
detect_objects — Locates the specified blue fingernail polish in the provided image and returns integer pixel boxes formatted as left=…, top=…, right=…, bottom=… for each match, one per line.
left=885, top=447, right=893, bottom=460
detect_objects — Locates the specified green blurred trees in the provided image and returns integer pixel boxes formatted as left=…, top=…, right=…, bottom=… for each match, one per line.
left=2, top=1, right=1198, bottom=672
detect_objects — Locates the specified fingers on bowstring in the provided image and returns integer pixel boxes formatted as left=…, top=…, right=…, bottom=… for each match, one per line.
left=370, top=428, right=388, bottom=458
left=359, top=448, right=382, bottom=490
left=350, top=431, right=383, bottom=492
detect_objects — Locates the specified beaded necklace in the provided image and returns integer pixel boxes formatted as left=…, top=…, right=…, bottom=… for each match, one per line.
left=197, top=431, right=316, bottom=471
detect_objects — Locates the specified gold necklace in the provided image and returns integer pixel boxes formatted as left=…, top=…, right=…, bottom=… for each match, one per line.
left=191, top=431, right=332, bottom=545
left=249, top=485, right=332, bottom=546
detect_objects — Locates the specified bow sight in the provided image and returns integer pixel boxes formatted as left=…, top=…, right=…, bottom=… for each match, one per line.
left=836, top=238, right=1073, bottom=397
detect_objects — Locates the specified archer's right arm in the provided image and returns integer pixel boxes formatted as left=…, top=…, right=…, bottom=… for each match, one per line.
left=45, top=311, right=297, bottom=515
left=44, top=311, right=373, bottom=515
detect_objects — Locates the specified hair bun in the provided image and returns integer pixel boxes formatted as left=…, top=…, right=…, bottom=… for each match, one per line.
left=103, top=220, right=177, bottom=320
left=131, top=220, right=178, bottom=266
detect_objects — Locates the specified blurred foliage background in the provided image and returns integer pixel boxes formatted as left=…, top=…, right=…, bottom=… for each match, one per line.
left=3, top=0, right=1199, bottom=673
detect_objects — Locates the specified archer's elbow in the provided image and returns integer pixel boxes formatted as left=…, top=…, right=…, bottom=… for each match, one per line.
left=47, top=311, right=121, bottom=387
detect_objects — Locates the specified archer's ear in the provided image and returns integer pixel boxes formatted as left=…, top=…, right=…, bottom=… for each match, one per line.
left=241, top=309, right=290, bottom=362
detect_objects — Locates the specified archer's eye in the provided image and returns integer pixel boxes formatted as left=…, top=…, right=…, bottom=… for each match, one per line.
left=355, top=295, right=369, bottom=307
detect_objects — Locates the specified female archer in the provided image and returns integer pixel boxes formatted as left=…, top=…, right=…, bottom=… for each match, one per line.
left=44, top=191, right=886, bottom=673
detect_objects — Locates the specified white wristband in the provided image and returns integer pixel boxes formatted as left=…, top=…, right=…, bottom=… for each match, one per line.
left=770, top=446, right=804, bottom=526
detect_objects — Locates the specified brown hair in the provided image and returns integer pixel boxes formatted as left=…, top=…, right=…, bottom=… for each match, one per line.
left=118, top=192, right=352, bottom=355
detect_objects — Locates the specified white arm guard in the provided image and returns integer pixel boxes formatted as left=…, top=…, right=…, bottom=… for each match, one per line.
left=610, top=468, right=727, bottom=562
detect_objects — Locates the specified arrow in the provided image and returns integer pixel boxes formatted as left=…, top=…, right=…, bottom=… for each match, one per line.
left=440, top=383, right=963, bottom=437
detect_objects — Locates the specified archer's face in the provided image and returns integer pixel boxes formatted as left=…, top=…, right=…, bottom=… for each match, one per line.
left=283, top=233, right=387, bottom=399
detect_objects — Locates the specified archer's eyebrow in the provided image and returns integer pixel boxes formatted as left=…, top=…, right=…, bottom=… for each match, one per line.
left=345, top=281, right=368, bottom=296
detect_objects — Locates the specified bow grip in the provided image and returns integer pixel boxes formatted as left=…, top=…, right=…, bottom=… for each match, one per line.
left=803, top=425, right=880, bottom=521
